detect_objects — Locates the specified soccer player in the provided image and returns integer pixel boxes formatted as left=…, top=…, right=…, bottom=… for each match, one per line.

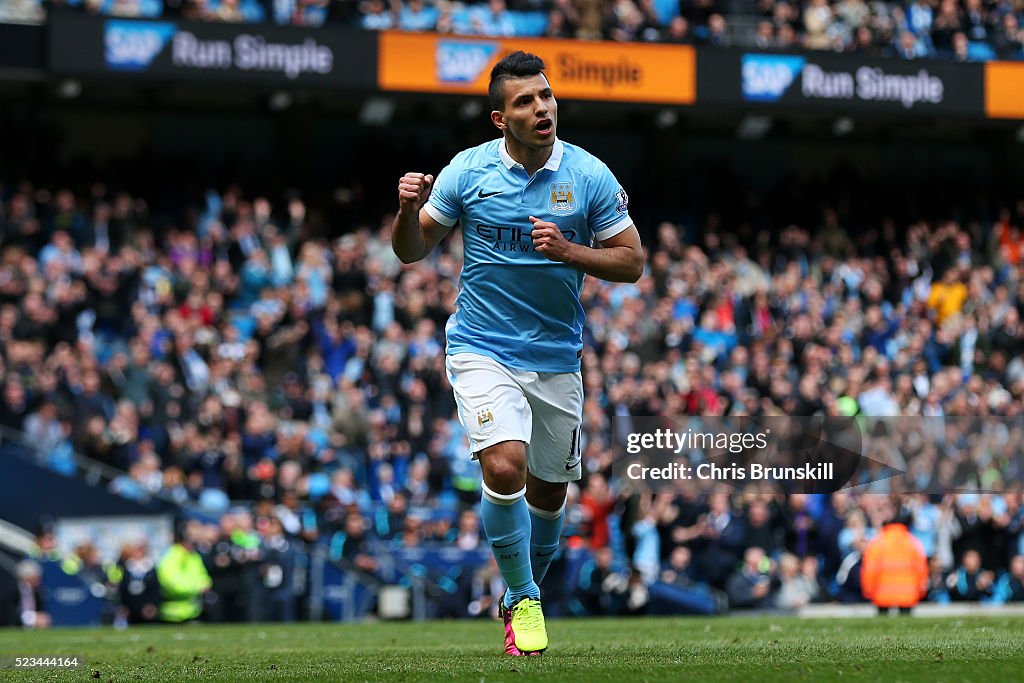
left=392, top=51, right=643, bottom=655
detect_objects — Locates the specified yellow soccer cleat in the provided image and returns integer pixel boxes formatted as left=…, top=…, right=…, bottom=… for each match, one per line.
left=504, top=596, right=548, bottom=655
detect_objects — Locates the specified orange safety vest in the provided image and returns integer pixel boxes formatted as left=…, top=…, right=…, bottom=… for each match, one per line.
left=860, top=523, right=928, bottom=608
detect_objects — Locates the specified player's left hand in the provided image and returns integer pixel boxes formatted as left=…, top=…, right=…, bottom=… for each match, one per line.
left=530, top=216, right=576, bottom=263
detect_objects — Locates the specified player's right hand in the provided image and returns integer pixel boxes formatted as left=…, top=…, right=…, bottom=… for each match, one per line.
left=398, top=172, right=434, bottom=212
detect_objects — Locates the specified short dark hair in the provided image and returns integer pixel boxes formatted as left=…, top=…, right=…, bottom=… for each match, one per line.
left=488, top=51, right=547, bottom=111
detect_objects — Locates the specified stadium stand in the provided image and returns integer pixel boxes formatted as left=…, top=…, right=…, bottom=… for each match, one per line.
left=1, top=0, right=1021, bottom=61
left=1, top=164, right=1023, bottom=623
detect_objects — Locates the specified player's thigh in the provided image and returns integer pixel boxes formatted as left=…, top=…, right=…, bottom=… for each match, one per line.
left=524, top=370, right=584, bottom=483
left=446, top=353, right=532, bottom=456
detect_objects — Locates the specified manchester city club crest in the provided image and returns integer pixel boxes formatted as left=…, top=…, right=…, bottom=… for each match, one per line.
left=549, top=182, right=576, bottom=214
left=476, top=408, right=495, bottom=433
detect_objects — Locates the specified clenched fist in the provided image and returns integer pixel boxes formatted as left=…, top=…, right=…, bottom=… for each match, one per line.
left=398, top=172, right=434, bottom=213
left=530, top=215, right=576, bottom=263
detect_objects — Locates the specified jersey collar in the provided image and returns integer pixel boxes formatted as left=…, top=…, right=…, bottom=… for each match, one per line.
left=499, top=138, right=564, bottom=172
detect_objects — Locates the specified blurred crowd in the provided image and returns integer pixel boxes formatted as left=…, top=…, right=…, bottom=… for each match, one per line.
left=2, top=0, right=1023, bottom=61
left=1, top=171, right=1024, bottom=625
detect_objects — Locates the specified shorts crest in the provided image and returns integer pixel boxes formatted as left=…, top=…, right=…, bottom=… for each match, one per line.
left=477, top=408, right=496, bottom=433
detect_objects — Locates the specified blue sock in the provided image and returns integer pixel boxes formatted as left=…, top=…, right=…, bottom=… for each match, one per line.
left=528, top=501, right=564, bottom=587
left=480, top=484, right=540, bottom=608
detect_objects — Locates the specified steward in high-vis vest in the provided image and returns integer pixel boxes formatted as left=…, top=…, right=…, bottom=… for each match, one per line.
left=861, top=517, right=928, bottom=614
left=156, top=536, right=212, bottom=623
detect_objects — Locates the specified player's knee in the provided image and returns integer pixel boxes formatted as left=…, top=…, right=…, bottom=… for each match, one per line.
left=528, top=480, right=567, bottom=511
left=479, top=443, right=527, bottom=492
left=483, top=463, right=527, bottom=494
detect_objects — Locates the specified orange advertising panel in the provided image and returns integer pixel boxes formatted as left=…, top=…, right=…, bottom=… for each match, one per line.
left=985, top=62, right=1024, bottom=119
left=379, top=32, right=695, bottom=105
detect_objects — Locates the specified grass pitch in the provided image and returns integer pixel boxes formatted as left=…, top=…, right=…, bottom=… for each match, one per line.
left=3, top=615, right=1024, bottom=682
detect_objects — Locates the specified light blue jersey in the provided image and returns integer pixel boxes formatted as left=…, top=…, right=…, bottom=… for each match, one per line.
left=425, top=138, right=632, bottom=373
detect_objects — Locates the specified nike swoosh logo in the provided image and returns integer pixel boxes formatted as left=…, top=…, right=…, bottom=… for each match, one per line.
left=492, top=540, right=519, bottom=549
left=535, top=549, right=558, bottom=557
left=565, top=459, right=581, bottom=471
left=478, top=190, right=502, bottom=199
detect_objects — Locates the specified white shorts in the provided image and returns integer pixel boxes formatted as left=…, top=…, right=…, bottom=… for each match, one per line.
left=445, top=352, right=584, bottom=483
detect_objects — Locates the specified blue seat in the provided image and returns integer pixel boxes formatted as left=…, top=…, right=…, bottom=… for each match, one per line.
left=508, top=10, right=548, bottom=36
left=62, top=0, right=163, bottom=17
left=967, top=41, right=996, bottom=62
left=242, top=0, right=267, bottom=23
left=651, top=0, right=678, bottom=24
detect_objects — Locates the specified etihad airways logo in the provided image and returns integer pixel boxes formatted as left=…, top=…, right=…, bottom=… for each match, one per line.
left=475, top=224, right=577, bottom=253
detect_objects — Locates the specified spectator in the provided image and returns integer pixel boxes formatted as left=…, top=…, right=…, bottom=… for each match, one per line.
left=776, top=553, right=820, bottom=609
left=992, top=555, right=1024, bottom=603
left=927, top=267, right=968, bottom=326
left=359, top=0, right=394, bottom=31
left=39, top=230, right=82, bottom=275
left=907, top=0, right=933, bottom=41
left=754, top=19, right=774, bottom=48
left=954, top=494, right=1000, bottom=569
left=545, top=0, right=578, bottom=37
left=648, top=546, right=726, bottom=615
left=962, top=0, right=988, bottom=42
left=680, top=0, right=715, bottom=27
left=260, top=517, right=299, bottom=621
left=925, top=555, right=951, bottom=603
left=0, top=0, right=44, bottom=22
left=663, top=15, right=691, bottom=42
left=14, top=561, right=50, bottom=629
left=0, top=379, right=30, bottom=432
left=861, top=513, right=928, bottom=614
left=946, top=549, right=996, bottom=601
left=204, top=512, right=262, bottom=622
left=212, top=0, right=246, bottom=21
left=804, top=0, right=835, bottom=49
left=896, top=30, right=927, bottom=58
left=993, top=13, right=1024, bottom=58
left=156, top=528, right=212, bottom=623
left=577, top=546, right=627, bottom=615
left=952, top=30, right=973, bottom=60
left=705, top=13, right=729, bottom=45
left=455, top=509, right=481, bottom=550
left=397, top=0, right=436, bottom=31
left=466, top=556, right=504, bottom=619
left=695, top=493, right=746, bottom=588
left=544, top=7, right=573, bottom=37
left=743, top=500, right=781, bottom=556
left=848, top=24, right=877, bottom=53
left=931, top=0, right=962, bottom=56
left=580, top=474, right=616, bottom=549
left=117, top=542, right=160, bottom=625
left=472, top=0, right=516, bottom=36
left=726, top=547, right=777, bottom=609
left=332, top=513, right=379, bottom=575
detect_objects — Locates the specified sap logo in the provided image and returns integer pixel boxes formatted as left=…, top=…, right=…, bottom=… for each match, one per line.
left=105, top=20, right=176, bottom=71
left=436, top=40, right=498, bottom=83
left=742, top=54, right=806, bottom=102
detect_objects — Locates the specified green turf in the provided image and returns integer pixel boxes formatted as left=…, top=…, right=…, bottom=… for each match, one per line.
left=2, top=615, right=1024, bottom=682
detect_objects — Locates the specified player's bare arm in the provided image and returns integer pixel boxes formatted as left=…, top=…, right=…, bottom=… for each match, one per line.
left=392, top=172, right=451, bottom=264
left=529, top=215, right=643, bottom=283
